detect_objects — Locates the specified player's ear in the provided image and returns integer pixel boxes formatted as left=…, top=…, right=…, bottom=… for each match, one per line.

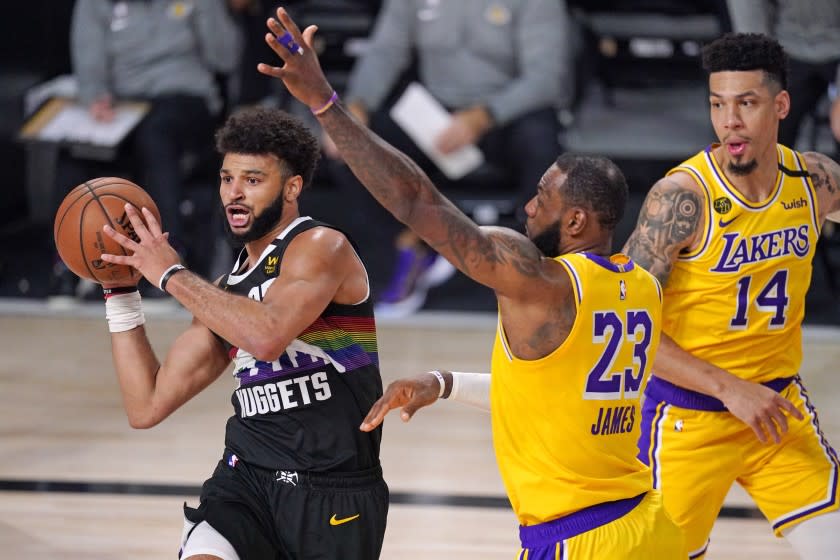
left=775, top=89, right=791, bottom=120
left=567, top=208, right=587, bottom=235
left=284, top=175, right=304, bottom=201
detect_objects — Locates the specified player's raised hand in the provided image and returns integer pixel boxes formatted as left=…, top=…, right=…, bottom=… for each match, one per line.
left=257, top=7, right=335, bottom=113
left=721, top=377, right=804, bottom=444
left=359, top=373, right=444, bottom=432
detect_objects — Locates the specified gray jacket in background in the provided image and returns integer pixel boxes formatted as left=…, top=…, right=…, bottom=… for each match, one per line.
left=71, top=0, right=242, bottom=115
left=345, top=0, right=569, bottom=126
left=727, top=0, right=840, bottom=64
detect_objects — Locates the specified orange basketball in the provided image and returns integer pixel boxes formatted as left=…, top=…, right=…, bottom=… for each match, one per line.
left=53, top=177, right=161, bottom=284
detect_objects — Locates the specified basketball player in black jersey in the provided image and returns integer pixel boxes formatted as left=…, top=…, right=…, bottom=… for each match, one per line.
left=99, top=107, right=388, bottom=559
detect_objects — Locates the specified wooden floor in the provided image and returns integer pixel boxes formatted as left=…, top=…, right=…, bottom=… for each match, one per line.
left=1, top=305, right=838, bottom=559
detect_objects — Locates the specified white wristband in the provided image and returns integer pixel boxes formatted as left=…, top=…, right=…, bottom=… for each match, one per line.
left=105, top=291, right=145, bottom=333
left=430, top=370, right=446, bottom=398
left=158, top=264, right=187, bottom=292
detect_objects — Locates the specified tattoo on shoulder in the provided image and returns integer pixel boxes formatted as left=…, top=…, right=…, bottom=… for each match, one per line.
left=807, top=154, right=839, bottom=195
left=805, top=152, right=840, bottom=217
left=623, top=180, right=703, bottom=285
left=429, top=220, right=542, bottom=279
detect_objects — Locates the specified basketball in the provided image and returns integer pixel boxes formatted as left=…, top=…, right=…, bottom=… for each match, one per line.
left=53, top=177, right=161, bottom=284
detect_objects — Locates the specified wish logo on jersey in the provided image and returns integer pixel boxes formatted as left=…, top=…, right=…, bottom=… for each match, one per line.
left=710, top=225, right=810, bottom=273
left=234, top=371, right=332, bottom=417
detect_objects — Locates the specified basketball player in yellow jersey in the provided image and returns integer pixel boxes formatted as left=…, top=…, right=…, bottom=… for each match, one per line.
left=256, top=9, right=685, bottom=557
left=363, top=249, right=686, bottom=559
left=255, top=13, right=684, bottom=559
left=624, top=33, right=840, bottom=559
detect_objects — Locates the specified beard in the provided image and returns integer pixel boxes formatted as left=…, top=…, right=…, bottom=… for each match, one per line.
left=530, top=220, right=562, bottom=258
left=727, top=158, right=758, bottom=176
left=222, top=189, right=286, bottom=244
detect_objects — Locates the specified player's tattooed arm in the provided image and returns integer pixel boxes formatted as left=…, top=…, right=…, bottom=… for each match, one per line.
left=622, top=176, right=703, bottom=285
left=803, top=151, right=840, bottom=219
left=317, top=105, right=546, bottom=299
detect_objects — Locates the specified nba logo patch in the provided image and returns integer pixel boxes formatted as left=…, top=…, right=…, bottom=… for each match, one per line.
left=228, top=454, right=239, bottom=468
left=619, top=280, right=627, bottom=300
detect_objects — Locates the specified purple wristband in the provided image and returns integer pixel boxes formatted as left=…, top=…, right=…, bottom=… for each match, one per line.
left=311, top=91, right=339, bottom=116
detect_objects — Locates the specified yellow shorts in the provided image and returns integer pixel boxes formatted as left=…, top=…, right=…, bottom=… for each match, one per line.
left=516, top=490, right=685, bottom=560
left=639, top=375, right=840, bottom=558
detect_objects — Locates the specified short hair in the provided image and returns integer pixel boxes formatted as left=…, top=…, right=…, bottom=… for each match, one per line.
left=701, top=32, right=788, bottom=91
left=555, top=153, right=628, bottom=230
left=215, top=106, right=321, bottom=189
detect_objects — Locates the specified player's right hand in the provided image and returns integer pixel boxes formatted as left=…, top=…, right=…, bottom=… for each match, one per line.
left=721, top=377, right=804, bottom=444
left=100, top=204, right=180, bottom=290
left=359, top=373, right=442, bottom=432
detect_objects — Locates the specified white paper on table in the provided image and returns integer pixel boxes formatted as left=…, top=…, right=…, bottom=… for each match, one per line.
left=36, top=101, right=148, bottom=147
left=389, top=82, right=484, bottom=180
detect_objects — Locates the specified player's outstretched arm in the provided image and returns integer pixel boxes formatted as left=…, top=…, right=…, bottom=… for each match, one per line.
left=256, top=8, right=547, bottom=300
left=360, top=373, right=444, bottom=431
left=360, top=371, right=491, bottom=432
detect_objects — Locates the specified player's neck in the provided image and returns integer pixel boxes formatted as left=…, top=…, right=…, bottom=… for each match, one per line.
left=244, top=212, right=302, bottom=267
left=717, top=147, right=779, bottom=202
left=725, top=164, right=778, bottom=202
left=561, top=237, right=613, bottom=258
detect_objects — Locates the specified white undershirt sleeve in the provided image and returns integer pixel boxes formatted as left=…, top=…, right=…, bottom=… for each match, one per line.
left=447, top=372, right=491, bottom=412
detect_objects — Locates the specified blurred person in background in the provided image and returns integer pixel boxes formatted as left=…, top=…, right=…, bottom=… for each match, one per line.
left=727, top=0, right=840, bottom=154
left=325, top=0, right=571, bottom=317
left=51, top=0, right=243, bottom=299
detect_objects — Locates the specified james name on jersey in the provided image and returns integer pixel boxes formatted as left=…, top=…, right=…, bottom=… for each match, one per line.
left=591, top=404, right=637, bottom=436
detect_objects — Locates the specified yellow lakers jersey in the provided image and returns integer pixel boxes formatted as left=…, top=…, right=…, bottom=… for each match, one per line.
left=491, top=252, right=663, bottom=526
left=662, top=145, right=820, bottom=383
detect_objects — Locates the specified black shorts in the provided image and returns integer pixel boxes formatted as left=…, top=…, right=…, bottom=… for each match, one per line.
left=184, top=450, right=389, bottom=559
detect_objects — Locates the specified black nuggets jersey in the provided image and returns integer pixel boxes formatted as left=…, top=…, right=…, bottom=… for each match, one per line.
left=217, top=217, right=383, bottom=472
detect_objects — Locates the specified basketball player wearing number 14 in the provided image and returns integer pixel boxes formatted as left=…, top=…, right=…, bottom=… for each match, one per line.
left=625, top=33, right=840, bottom=559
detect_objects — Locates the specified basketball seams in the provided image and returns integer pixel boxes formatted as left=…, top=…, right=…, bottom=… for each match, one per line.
left=88, top=192, right=142, bottom=283
left=54, top=177, right=159, bottom=284
left=55, top=178, right=136, bottom=237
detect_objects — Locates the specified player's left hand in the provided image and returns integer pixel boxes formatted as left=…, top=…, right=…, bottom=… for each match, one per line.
left=100, top=204, right=180, bottom=289
left=359, top=373, right=443, bottom=431
left=257, top=7, right=335, bottom=113
left=721, top=377, right=804, bottom=444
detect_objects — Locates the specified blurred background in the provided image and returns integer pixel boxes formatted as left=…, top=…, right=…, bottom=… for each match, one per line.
left=0, top=0, right=837, bottom=325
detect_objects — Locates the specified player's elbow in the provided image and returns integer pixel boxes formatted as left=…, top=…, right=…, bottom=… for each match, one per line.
left=124, top=405, right=167, bottom=429
left=247, top=337, right=290, bottom=363
left=251, top=347, right=286, bottom=363
left=237, top=320, right=292, bottom=362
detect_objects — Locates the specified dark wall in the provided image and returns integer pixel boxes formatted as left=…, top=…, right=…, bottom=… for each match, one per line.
left=0, top=1, right=74, bottom=226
